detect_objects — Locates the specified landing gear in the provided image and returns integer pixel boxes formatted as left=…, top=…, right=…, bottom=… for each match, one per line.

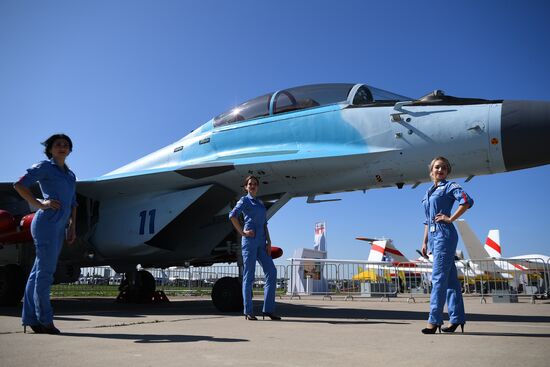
left=117, top=270, right=167, bottom=303
left=211, top=232, right=244, bottom=312
left=211, top=276, right=243, bottom=312
left=0, top=264, right=25, bottom=306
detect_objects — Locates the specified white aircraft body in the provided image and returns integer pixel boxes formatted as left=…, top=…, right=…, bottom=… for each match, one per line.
left=455, top=219, right=549, bottom=272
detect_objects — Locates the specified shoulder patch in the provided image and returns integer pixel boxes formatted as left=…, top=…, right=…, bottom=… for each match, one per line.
left=448, top=182, right=460, bottom=190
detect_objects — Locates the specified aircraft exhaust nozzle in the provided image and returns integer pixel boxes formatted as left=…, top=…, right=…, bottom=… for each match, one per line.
left=501, top=100, right=550, bottom=172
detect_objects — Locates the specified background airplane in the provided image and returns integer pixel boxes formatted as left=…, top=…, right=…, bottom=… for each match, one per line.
left=1, top=83, right=549, bottom=310
left=354, top=237, right=465, bottom=288
left=456, top=219, right=549, bottom=272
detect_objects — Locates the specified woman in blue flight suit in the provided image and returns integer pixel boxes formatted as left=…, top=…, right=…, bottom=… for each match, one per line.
left=229, top=176, right=280, bottom=321
left=421, top=156, right=473, bottom=334
left=14, top=134, right=77, bottom=334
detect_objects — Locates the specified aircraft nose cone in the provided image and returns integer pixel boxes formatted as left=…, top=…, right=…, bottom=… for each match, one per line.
left=501, top=100, right=550, bottom=171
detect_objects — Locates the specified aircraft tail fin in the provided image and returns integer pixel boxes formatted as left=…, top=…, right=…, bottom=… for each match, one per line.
left=383, top=241, right=410, bottom=263
left=367, top=240, right=387, bottom=262
left=455, top=219, right=489, bottom=259
left=484, top=230, right=502, bottom=258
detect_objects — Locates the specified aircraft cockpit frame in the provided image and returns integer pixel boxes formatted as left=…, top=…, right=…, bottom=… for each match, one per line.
left=212, top=83, right=411, bottom=128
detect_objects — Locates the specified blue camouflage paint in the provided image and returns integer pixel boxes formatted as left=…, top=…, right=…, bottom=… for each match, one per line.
left=99, top=102, right=370, bottom=180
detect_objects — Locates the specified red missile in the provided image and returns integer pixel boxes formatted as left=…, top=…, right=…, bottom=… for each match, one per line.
left=0, top=210, right=17, bottom=232
left=0, top=211, right=34, bottom=244
left=270, top=246, right=283, bottom=259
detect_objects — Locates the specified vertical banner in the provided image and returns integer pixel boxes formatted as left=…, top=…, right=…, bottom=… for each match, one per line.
left=314, top=222, right=326, bottom=252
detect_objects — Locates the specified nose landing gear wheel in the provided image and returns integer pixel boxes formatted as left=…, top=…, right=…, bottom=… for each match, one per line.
left=117, top=270, right=157, bottom=303
left=0, top=264, right=25, bottom=306
left=211, top=277, right=243, bottom=312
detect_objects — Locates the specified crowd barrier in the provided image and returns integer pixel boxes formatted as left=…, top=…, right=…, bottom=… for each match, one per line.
left=52, top=258, right=549, bottom=303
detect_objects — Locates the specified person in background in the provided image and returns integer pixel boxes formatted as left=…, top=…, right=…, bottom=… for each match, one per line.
left=14, top=134, right=78, bottom=334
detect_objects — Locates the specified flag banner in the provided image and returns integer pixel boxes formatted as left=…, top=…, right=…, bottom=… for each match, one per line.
left=314, top=222, right=326, bottom=252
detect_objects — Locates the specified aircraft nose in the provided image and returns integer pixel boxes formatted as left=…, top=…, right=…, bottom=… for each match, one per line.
left=500, top=100, right=550, bottom=172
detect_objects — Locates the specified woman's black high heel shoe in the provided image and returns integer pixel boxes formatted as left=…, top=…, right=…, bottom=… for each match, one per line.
left=421, top=325, right=441, bottom=334
left=41, top=323, right=61, bottom=334
left=442, top=323, right=465, bottom=333
left=244, top=314, right=258, bottom=321
left=262, top=312, right=282, bottom=321
left=24, top=325, right=44, bottom=334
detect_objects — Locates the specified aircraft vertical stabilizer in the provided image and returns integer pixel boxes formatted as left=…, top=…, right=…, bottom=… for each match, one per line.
left=455, top=219, right=489, bottom=259
left=383, top=241, right=410, bottom=263
left=367, top=240, right=388, bottom=262
left=484, top=230, right=502, bottom=258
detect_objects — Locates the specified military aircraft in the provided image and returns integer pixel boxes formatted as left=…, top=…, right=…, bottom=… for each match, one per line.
left=1, top=82, right=549, bottom=310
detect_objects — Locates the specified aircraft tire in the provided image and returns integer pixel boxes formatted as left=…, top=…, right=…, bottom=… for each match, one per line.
left=211, top=277, right=243, bottom=312
left=119, top=270, right=156, bottom=302
left=137, top=270, right=156, bottom=300
left=0, top=264, right=25, bottom=306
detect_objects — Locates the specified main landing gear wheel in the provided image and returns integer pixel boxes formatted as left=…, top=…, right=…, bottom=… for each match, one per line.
left=211, top=277, right=243, bottom=312
left=0, top=264, right=25, bottom=306
left=117, top=270, right=157, bottom=303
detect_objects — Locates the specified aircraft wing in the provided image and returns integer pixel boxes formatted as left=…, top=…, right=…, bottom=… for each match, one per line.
left=77, top=142, right=398, bottom=200
left=77, top=162, right=237, bottom=200
left=504, top=256, right=548, bottom=272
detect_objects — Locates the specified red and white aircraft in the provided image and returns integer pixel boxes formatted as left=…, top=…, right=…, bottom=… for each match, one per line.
left=455, top=219, right=549, bottom=273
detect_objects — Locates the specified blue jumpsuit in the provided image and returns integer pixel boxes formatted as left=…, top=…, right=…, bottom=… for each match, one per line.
left=16, top=159, right=77, bottom=327
left=422, top=180, right=473, bottom=326
left=229, top=194, right=277, bottom=315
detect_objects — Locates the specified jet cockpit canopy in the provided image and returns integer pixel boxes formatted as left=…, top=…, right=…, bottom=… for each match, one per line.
left=213, top=83, right=411, bottom=127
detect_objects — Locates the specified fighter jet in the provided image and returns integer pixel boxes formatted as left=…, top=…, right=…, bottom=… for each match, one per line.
left=1, top=83, right=549, bottom=310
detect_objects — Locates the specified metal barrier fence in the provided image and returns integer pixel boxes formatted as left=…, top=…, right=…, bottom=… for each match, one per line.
left=393, top=257, right=549, bottom=303
left=466, top=257, right=549, bottom=303
left=52, top=258, right=549, bottom=303
left=286, top=259, right=399, bottom=300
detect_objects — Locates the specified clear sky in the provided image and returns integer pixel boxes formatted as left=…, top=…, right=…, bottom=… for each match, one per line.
left=1, top=0, right=549, bottom=263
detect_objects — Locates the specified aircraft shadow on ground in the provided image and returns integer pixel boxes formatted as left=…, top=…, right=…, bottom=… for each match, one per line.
left=60, top=332, right=249, bottom=344
left=273, top=302, right=550, bottom=325
left=2, top=298, right=550, bottom=326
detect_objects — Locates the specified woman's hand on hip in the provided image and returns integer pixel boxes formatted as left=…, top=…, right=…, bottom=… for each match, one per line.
left=243, top=229, right=255, bottom=238
left=434, top=213, right=452, bottom=223
left=40, top=199, right=61, bottom=210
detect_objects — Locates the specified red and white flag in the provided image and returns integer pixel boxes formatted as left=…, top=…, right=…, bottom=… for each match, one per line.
left=314, top=222, right=326, bottom=252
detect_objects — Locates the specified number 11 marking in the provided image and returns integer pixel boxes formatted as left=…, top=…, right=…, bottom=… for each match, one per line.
left=139, top=209, right=156, bottom=235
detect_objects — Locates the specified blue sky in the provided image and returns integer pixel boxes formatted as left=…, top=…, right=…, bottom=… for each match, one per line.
left=1, top=0, right=549, bottom=262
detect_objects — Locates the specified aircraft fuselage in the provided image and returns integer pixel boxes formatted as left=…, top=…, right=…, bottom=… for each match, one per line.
left=7, top=84, right=550, bottom=272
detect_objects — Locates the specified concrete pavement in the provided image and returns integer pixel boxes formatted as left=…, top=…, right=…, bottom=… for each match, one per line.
left=1, top=296, right=549, bottom=366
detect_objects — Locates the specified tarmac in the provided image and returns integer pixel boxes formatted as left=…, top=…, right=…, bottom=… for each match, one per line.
left=1, top=295, right=549, bottom=367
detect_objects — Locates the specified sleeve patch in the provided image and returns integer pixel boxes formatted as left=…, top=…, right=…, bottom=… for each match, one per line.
left=448, top=182, right=460, bottom=190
